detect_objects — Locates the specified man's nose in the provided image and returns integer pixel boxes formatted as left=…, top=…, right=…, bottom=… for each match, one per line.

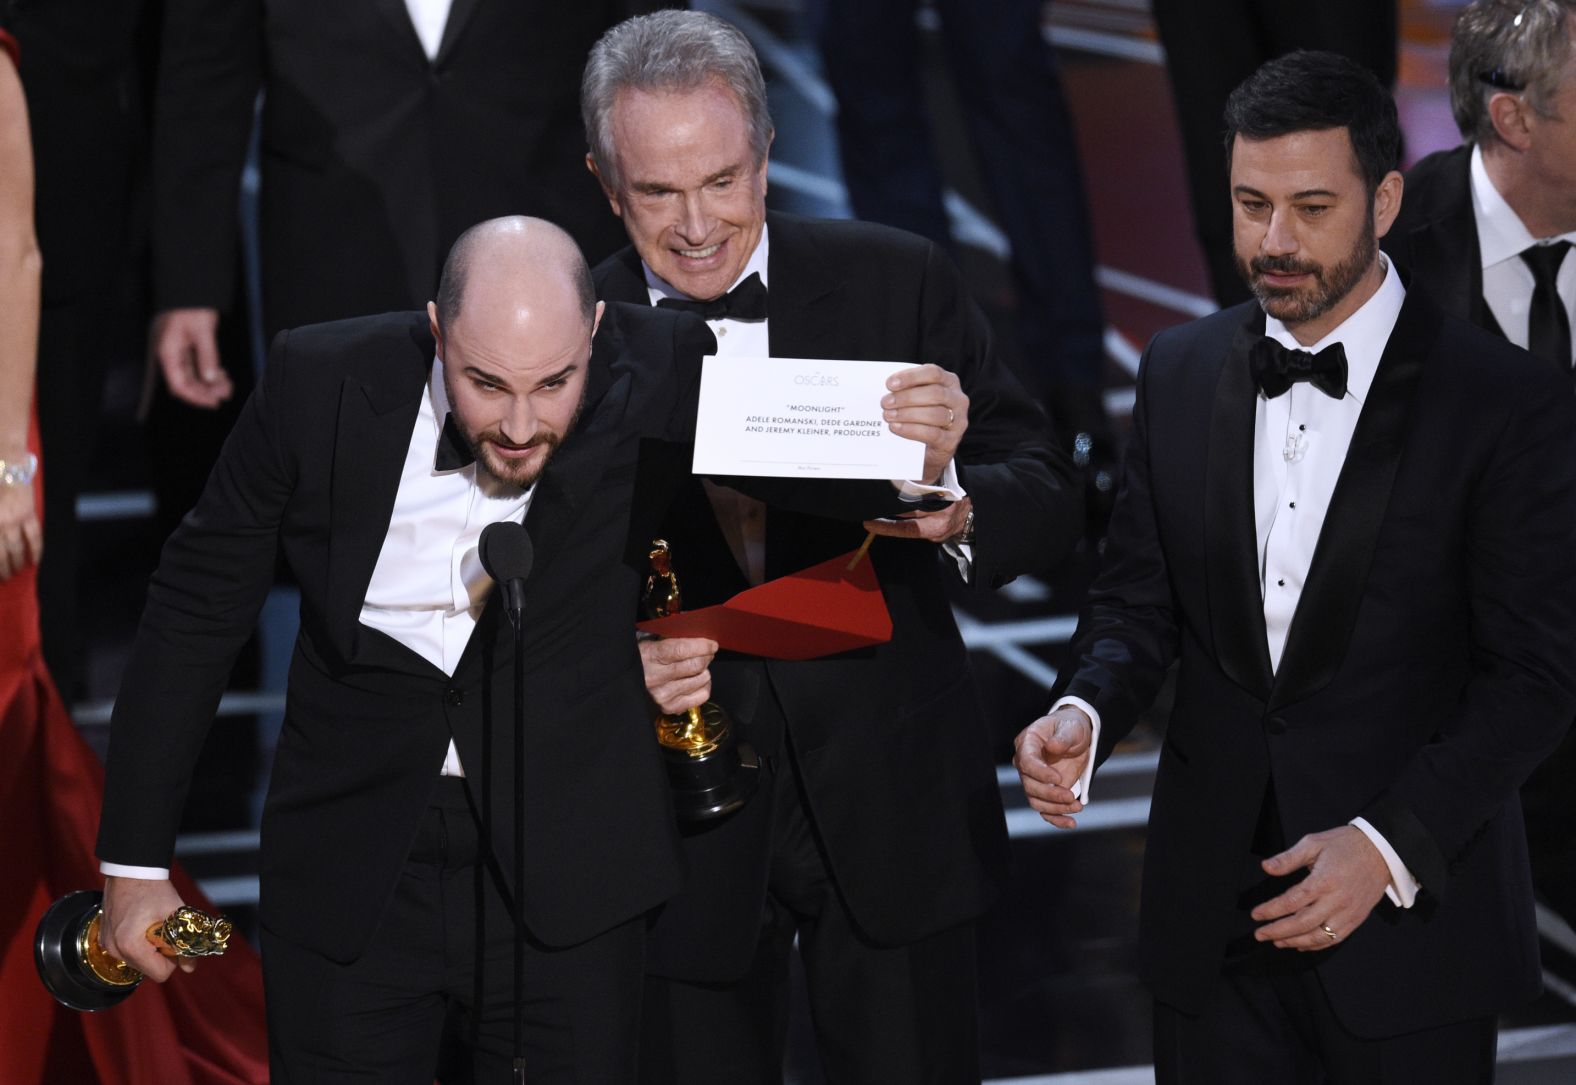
left=1262, top=209, right=1299, bottom=256
left=499, top=398, right=538, bottom=445
left=676, top=192, right=711, bottom=243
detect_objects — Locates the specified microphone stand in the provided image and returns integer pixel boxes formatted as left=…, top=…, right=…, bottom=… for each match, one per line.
left=509, top=599, right=525, bottom=1085
left=477, top=521, right=532, bottom=1084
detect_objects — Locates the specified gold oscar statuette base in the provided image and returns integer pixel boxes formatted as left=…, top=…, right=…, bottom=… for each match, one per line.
left=36, top=890, right=233, bottom=1012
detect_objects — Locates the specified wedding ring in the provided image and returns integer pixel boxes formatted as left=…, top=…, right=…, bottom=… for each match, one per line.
left=1320, top=924, right=1338, bottom=941
left=945, top=407, right=955, bottom=428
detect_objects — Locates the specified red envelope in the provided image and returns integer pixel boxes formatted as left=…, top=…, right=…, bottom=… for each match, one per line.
left=635, top=549, right=893, bottom=660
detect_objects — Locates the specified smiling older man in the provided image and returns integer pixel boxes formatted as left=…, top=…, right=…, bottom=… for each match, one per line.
left=584, top=11, right=1082, bottom=1083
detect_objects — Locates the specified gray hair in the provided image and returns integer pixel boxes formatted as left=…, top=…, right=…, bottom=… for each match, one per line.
left=1450, top=0, right=1576, bottom=145
left=581, top=10, right=773, bottom=190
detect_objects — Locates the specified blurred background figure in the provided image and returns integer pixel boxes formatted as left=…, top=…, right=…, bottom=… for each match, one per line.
left=809, top=0, right=1117, bottom=513
left=2, top=0, right=155, bottom=695
left=1152, top=0, right=1399, bottom=305
left=0, top=27, right=269, bottom=1085
left=142, top=0, right=666, bottom=528
left=1383, top=0, right=1576, bottom=948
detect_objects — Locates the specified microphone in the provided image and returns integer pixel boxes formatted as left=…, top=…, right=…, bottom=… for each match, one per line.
left=478, top=521, right=533, bottom=629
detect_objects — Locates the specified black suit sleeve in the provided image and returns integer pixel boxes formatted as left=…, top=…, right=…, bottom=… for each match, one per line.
left=1057, top=338, right=1180, bottom=763
left=925, top=241, right=1082, bottom=587
left=97, top=329, right=297, bottom=867
left=1361, top=371, right=1576, bottom=896
left=150, top=0, right=262, bottom=312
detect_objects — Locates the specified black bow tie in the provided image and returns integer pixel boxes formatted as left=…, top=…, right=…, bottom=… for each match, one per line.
left=434, top=412, right=474, bottom=471
left=655, top=272, right=768, bottom=322
left=1248, top=337, right=1349, bottom=400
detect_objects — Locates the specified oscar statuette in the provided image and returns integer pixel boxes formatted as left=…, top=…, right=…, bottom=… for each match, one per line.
left=644, top=539, right=759, bottom=822
left=35, top=889, right=233, bottom=1011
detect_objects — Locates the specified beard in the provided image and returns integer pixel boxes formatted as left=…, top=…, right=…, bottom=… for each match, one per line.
left=472, top=427, right=562, bottom=489
left=1238, top=214, right=1376, bottom=330
left=451, top=389, right=586, bottom=491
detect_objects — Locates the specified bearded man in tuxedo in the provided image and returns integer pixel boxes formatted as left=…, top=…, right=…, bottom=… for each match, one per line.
left=95, top=216, right=920, bottom=1082
left=1017, top=51, right=1576, bottom=1084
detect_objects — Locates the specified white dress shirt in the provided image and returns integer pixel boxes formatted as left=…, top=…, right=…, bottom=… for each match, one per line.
left=359, top=356, right=534, bottom=776
left=1471, top=143, right=1576, bottom=353
left=102, top=357, right=528, bottom=882
left=403, top=0, right=453, bottom=60
left=1058, top=259, right=1420, bottom=907
left=640, top=224, right=969, bottom=585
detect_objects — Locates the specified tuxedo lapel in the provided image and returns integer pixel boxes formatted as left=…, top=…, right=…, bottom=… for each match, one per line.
left=762, top=215, right=868, bottom=577
left=1402, top=150, right=1493, bottom=333
left=1269, top=296, right=1433, bottom=711
left=434, top=0, right=480, bottom=64
left=326, top=374, right=427, bottom=658
left=1205, top=313, right=1276, bottom=701
left=1406, top=210, right=1488, bottom=332
left=372, top=0, right=428, bottom=60
left=597, top=247, right=650, bottom=305
left=765, top=214, right=850, bottom=362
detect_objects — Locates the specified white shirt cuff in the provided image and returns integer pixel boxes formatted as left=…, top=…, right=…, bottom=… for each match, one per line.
left=895, top=458, right=965, bottom=502
left=100, top=861, right=171, bottom=880
left=1050, top=695, right=1101, bottom=802
left=1350, top=816, right=1421, bottom=908
left=893, top=460, right=973, bottom=579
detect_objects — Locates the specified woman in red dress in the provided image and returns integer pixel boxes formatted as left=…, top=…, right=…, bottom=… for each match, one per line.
left=0, top=29, right=267, bottom=1084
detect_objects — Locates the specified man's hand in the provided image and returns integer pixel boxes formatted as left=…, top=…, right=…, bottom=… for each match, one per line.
left=639, top=637, right=719, bottom=714
left=1013, top=705, right=1093, bottom=829
left=150, top=307, right=232, bottom=408
left=883, top=364, right=967, bottom=485
left=100, top=876, right=193, bottom=982
left=1250, top=826, right=1392, bottom=951
left=0, top=471, right=41, bottom=579
left=864, top=496, right=971, bottom=545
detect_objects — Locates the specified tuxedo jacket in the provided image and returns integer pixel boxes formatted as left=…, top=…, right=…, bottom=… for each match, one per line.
left=96, top=302, right=903, bottom=963
left=1060, top=293, right=1576, bottom=1036
left=150, top=0, right=652, bottom=337
left=1382, top=146, right=1504, bottom=337
left=596, top=212, right=1083, bottom=979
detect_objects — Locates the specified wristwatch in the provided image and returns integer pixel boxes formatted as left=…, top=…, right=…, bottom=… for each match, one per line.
left=953, top=507, right=976, bottom=546
left=0, top=452, right=37, bottom=487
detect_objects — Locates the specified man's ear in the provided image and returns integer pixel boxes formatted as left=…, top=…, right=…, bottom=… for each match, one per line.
left=1372, top=170, right=1405, bottom=240
left=1488, top=91, right=1535, bottom=152
left=756, top=128, right=775, bottom=196
left=586, top=154, right=623, bottom=217
left=427, top=300, right=443, bottom=359
left=590, top=300, right=605, bottom=341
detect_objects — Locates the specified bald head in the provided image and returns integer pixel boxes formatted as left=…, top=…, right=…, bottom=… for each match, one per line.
left=427, top=217, right=602, bottom=490
left=433, top=216, right=596, bottom=335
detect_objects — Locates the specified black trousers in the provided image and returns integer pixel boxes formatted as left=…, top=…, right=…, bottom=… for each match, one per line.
left=1154, top=962, right=1496, bottom=1085
left=1521, top=725, right=1576, bottom=930
left=639, top=752, right=981, bottom=1085
left=810, top=0, right=1108, bottom=411
left=260, top=779, right=644, bottom=1084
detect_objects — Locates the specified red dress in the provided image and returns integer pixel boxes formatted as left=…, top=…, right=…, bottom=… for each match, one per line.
left=0, top=29, right=268, bottom=1084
